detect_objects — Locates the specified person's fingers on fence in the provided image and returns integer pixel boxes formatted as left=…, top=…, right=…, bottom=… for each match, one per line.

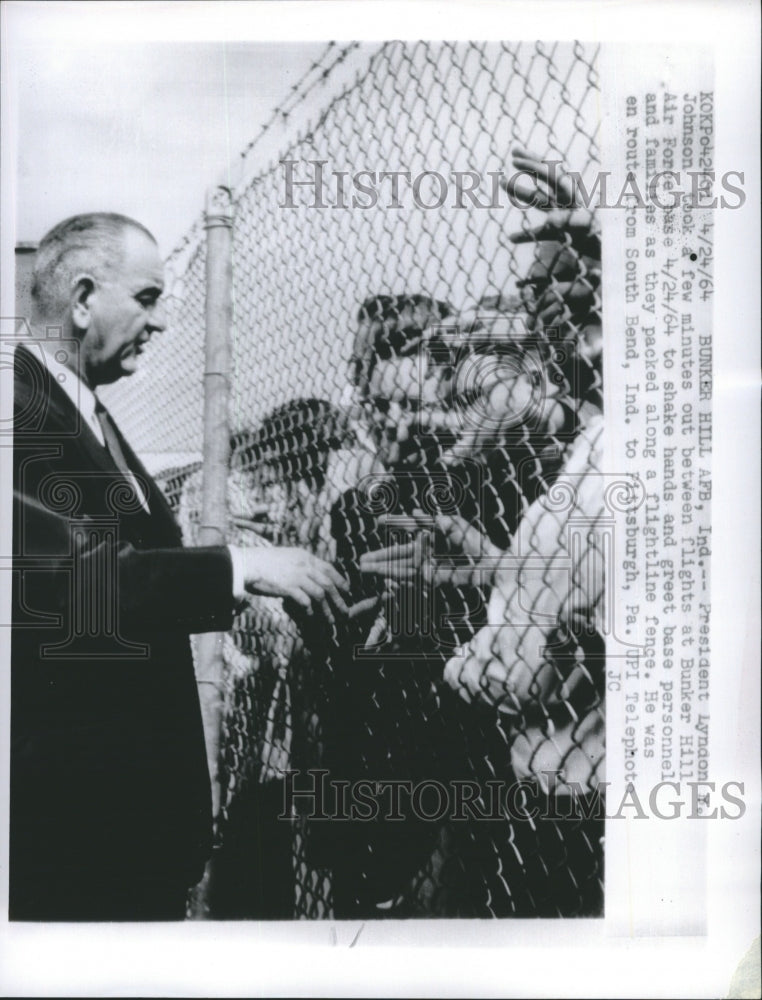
left=510, top=147, right=578, bottom=208
left=487, top=635, right=551, bottom=712
left=318, top=559, right=350, bottom=595
left=363, top=610, right=390, bottom=650
left=508, top=210, right=566, bottom=245
left=292, top=562, right=349, bottom=616
left=519, top=283, right=538, bottom=314
left=455, top=652, right=487, bottom=702
left=403, top=409, right=422, bottom=440
left=409, top=509, right=474, bottom=555
left=309, top=565, right=351, bottom=616
left=357, top=542, right=412, bottom=571
left=347, top=594, right=383, bottom=621
left=517, top=243, right=581, bottom=292
left=450, top=642, right=508, bottom=707
left=443, top=654, right=473, bottom=703
left=358, top=540, right=419, bottom=577
left=299, top=572, right=334, bottom=607
left=409, top=506, right=430, bottom=527
left=230, top=516, right=278, bottom=538
left=287, top=587, right=315, bottom=613
left=432, top=559, right=455, bottom=587
left=317, top=597, right=337, bottom=628
left=362, top=561, right=418, bottom=582
left=443, top=627, right=496, bottom=702
left=294, top=556, right=349, bottom=623
left=522, top=277, right=589, bottom=332
left=435, top=512, right=465, bottom=543
left=559, top=275, right=597, bottom=307
left=510, top=146, right=548, bottom=171
left=229, top=502, right=273, bottom=523
left=556, top=661, right=594, bottom=706
left=248, top=502, right=275, bottom=520
left=433, top=513, right=486, bottom=560
left=410, top=508, right=463, bottom=545
left=431, top=511, right=463, bottom=535
left=536, top=280, right=595, bottom=329
left=507, top=207, right=596, bottom=246
left=242, top=547, right=348, bottom=616
left=375, top=512, right=425, bottom=530
left=482, top=656, right=521, bottom=709
left=500, top=172, right=554, bottom=211
left=501, top=641, right=558, bottom=706
left=379, top=536, right=434, bottom=583
left=341, top=594, right=386, bottom=649
left=350, top=320, right=379, bottom=386
left=415, top=406, right=459, bottom=434
left=536, top=288, right=573, bottom=328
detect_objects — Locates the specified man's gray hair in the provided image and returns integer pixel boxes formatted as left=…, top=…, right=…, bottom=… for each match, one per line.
left=31, top=213, right=156, bottom=320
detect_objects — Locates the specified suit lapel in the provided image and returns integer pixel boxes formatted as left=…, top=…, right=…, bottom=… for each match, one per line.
left=16, top=344, right=183, bottom=545
left=106, top=414, right=183, bottom=541
left=16, top=343, right=120, bottom=478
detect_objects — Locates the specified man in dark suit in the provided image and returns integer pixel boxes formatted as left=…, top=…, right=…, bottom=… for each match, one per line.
left=10, top=212, right=349, bottom=921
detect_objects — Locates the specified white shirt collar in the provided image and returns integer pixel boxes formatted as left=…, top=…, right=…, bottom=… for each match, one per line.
left=16, top=336, right=152, bottom=512
left=28, top=340, right=105, bottom=447
left=25, top=339, right=154, bottom=511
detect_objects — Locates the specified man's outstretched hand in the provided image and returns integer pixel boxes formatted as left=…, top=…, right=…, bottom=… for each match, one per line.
left=232, top=544, right=351, bottom=624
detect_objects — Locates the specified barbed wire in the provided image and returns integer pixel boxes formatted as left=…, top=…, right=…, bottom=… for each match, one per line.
left=109, top=39, right=605, bottom=921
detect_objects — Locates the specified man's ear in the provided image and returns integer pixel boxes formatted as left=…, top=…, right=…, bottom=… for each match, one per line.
left=70, top=274, right=96, bottom=330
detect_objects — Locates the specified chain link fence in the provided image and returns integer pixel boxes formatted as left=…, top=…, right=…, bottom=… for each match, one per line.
left=104, top=39, right=604, bottom=919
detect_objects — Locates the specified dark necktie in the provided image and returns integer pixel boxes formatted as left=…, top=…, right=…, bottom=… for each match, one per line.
left=94, top=400, right=150, bottom=512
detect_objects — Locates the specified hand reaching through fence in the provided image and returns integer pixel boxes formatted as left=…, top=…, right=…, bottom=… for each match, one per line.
left=505, top=147, right=601, bottom=356
left=506, top=146, right=601, bottom=256
left=232, top=543, right=351, bottom=624
left=358, top=510, right=501, bottom=591
left=144, top=41, right=605, bottom=919
left=509, top=146, right=578, bottom=207
left=230, top=503, right=286, bottom=540
left=442, top=415, right=605, bottom=715
left=414, top=510, right=500, bottom=563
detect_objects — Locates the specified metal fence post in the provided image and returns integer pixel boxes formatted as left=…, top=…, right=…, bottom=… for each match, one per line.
left=130, top=42, right=607, bottom=920
left=190, top=185, right=233, bottom=915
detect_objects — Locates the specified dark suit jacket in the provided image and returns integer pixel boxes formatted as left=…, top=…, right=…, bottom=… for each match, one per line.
left=11, top=344, right=234, bottom=913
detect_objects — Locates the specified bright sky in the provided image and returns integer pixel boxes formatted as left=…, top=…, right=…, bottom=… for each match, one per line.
left=7, top=23, right=326, bottom=253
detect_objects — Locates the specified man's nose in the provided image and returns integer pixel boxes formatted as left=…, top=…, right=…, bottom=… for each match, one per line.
left=148, top=301, right=167, bottom=333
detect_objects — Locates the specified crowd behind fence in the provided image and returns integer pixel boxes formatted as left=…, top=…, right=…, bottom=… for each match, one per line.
left=104, top=39, right=605, bottom=919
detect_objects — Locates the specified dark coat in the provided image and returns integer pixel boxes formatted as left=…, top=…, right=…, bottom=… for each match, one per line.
left=10, top=343, right=233, bottom=917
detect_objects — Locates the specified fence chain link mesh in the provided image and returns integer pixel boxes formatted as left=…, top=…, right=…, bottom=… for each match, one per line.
left=104, top=39, right=604, bottom=920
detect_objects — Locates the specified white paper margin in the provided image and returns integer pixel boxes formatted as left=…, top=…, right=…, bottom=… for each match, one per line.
left=0, top=2, right=759, bottom=996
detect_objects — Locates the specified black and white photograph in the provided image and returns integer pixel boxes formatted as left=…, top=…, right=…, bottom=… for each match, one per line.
left=0, top=2, right=759, bottom=997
